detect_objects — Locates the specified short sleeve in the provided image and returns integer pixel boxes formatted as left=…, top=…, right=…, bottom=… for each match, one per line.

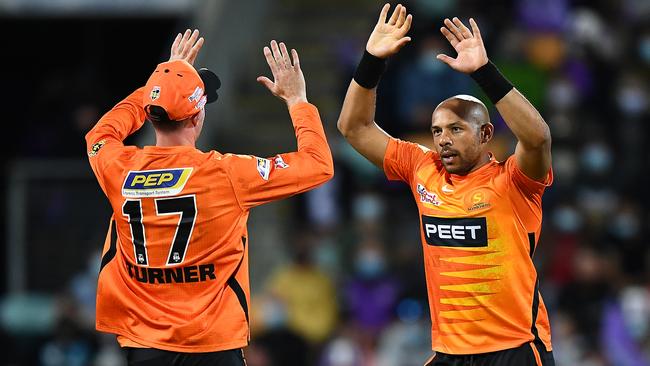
left=383, top=138, right=430, bottom=183
left=505, top=156, right=553, bottom=203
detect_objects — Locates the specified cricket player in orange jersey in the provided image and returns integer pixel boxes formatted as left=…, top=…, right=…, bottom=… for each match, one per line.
left=85, top=29, right=333, bottom=366
left=338, top=4, right=554, bottom=365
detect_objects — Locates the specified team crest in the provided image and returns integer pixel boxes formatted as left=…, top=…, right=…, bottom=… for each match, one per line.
left=417, top=184, right=441, bottom=206
left=257, top=158, right=271, bottom=181
left=466, top=189, right=491, bottom=211
left=88, top=139, right=106, bottom=157
left=150, top=86, right=161, bottom=101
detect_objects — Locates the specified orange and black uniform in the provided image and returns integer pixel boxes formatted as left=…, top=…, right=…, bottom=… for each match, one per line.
left=85, top=88, right=333, bottom=353
left=384, top=138, right=553, bottom=365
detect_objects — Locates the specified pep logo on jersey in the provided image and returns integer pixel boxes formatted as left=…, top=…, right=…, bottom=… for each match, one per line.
left=122, top=168, right=193, bottom=198
left=421, top=216, right=488, bottom=247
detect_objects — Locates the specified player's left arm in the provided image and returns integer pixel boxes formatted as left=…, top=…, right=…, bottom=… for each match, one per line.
left=437, top=17, right=551, bottom=182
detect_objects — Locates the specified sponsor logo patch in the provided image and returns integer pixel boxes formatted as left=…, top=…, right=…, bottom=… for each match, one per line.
left=257, top=158, right=271, bottom=180
left=188, top=86, right=203, bottom=102
left=273, top=155, right=289, bottom=169
left=421, top=216, right=488, bottom=247
left=417, top=184, right=441, bottom=206
left=122, top=168, right=192, bottom=197
left=88, top=139, right=106, bottom=157
left=150, top=86, right=161, bottom=101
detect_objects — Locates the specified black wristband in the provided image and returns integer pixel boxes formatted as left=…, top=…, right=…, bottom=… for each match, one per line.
left=353, top=51, right=387, bottom=89
left=470, top=61, right=514, bottom=104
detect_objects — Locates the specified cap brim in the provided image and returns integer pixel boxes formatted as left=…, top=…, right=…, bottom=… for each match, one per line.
left=198, top=68, right=221, bottom=104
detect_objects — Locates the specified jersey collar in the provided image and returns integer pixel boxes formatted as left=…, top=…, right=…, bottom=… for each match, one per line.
left=143, top=145, right=197, bottom=155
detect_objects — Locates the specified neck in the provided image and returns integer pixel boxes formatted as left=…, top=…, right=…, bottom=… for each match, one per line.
left=467, top=152, right=492, bottom=173
left=155, top=132, right=195, bottom=147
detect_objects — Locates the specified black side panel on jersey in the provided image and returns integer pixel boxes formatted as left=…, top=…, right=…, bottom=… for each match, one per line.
left=100, top=220, right=118, bottom=273
left=227, top=236, right=249, bottom=322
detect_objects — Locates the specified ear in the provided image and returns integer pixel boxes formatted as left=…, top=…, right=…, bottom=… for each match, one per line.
left=480, top=123, right=494, bottom=144
left=186, top=113, right=200, bottom=127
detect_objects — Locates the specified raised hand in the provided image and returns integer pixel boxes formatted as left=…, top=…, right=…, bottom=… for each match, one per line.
left=257, top=40, right=307, bottom=108
left=437, top=17, right=488, bottom=73
left=366, top=3, right=412, bottom=59
left=169, top=29, right=204, bottom=65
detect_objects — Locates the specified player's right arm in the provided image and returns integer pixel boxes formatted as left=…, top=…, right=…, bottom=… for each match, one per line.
left=336, top=3, right=412, bottom=169
left=85, top=87, right=147, bottom=191
left=85, top=29, right=203, bottom=185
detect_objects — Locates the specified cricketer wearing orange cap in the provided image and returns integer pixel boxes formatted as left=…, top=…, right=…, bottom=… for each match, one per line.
left=338, top=5, right=554, bottom=365
left=85, top=29, right=333, bottom=366
left=143, top=58, right=221, bottom=123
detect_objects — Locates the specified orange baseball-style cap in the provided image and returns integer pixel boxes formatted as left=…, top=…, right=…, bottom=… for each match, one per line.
left=143, top=59, right=220, bottom=122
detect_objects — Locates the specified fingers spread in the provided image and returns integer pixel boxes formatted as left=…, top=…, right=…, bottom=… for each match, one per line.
left=263, top=46, right=278, bottom=76
left=453, top=17, right=472, bottom=39
left=396, top=5, right=406, bottom=27
left=187, top=37, right=204, bottom=64
left=400, top=13, right=413, bottom=33
left=440, top=26, right=459, bottom=47
left=182, top=29, right=200, bottom=57
left=178, top=29, right=191, bottom=52
left=388, top=4, right=401, bottom=25
left=377, top=3, right=390, bottom=25
left=436, top=54, right=454, bottom=66
left=256, top=76, right=275, bottom=91
left=291, top=48, right=300, bottom=70
left=469, top=18, right=482, bottom=40
left=171, top=33, right=182, bottom=53
left=279, top=42, right=291, bottom=68
left=393, top=36, right=411, bottom=52
left=270, top=40, right=284, bottom=69
left=444, top=18, right=464, bottom=41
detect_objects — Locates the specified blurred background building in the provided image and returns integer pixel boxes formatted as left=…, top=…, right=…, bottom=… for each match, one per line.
left=1, top=0, right=649, bottom=365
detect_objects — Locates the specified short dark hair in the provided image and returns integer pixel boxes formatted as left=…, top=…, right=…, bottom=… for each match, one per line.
left=146, top=105, right=184, bottom=132
left=150, top=118, right=184, bottom=132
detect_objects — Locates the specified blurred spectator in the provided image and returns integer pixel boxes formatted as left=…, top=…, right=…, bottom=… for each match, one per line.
left=396, top=34, right=473, bottom=133
left=264, top=230, right=338, bottom=345
left=342, top=236, right=400, bottom=336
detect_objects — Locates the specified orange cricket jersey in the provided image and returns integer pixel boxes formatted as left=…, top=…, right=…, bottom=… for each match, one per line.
left=85, top=88, right=333, bottom=352
left=383, top=138, right=552, bottom=355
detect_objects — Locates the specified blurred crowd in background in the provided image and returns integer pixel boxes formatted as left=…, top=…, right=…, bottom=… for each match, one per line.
left=2, top=0, right=649, bottom=365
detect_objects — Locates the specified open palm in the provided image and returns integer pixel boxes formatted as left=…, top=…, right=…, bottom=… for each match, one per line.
left=366, top=3, right=412, bottom=58
left=437, top=17, right=488, bottom=74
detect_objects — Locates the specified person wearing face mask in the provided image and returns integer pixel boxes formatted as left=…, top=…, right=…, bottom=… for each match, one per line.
left=337, top=4, right=554, bottom=365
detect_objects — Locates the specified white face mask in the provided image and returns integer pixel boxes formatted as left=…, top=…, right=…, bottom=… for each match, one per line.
left=581, top=142, right=612, bottom=174
left=621, top=287, right=650, bottom=341
left=616, top=85, right=648, bottom=116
